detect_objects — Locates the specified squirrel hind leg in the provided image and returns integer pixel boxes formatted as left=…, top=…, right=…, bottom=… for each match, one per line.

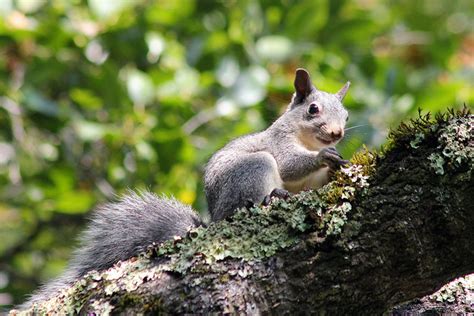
left=210, top=152, right=282, bottom=221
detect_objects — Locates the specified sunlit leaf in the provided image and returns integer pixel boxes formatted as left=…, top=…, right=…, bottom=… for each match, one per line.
left=255, top=35, right=293, bottom=62
left=0, top=0, right=12, bottom=16
left=70, top=88, right=102, bottom=110
left=136, top=141, right=156, bottom=161
left=216, top=57, right=240, bottom=87
left=74, top=121, right=107, bottom=141
left=126, top=69, right=155, bottom=105
left=88, top=0, right=131, bottom=19
left=16, top=0, right=46, bottom=13
left=231, top=66, right=270, bottom=107
left=145, top=32, right=166, bottom=63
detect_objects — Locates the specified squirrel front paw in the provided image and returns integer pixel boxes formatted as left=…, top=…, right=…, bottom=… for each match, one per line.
left=317, top=147, right=349, bottom=170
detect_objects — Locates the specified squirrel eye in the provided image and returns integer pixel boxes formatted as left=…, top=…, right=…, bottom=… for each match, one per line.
left=308, top=103, right=319, bottom=115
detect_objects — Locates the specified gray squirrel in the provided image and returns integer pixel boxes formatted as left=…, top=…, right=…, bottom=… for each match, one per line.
left=21, top=68, right=350, bottom=308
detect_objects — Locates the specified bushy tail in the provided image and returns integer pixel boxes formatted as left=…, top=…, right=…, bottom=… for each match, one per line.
left=20, top=191, right=203, bottom=309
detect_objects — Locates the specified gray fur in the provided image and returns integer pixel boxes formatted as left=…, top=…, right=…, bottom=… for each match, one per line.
left=206, top=68, right=349, bottom=221
left=21, top=191, right=202, bottom=308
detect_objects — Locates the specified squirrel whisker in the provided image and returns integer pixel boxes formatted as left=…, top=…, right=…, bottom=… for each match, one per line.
left=345, top=124, right=367, bottom=131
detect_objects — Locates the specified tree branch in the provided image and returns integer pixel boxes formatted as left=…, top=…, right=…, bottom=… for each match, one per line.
left=13, top=109, right=473, bottom=315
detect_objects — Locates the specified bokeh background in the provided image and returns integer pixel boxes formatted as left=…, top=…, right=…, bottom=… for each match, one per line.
left=0, top=0, right=472, bottom=308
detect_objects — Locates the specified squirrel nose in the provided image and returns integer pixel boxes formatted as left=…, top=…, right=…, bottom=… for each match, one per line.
left=331, top=128, right=344, bottom=140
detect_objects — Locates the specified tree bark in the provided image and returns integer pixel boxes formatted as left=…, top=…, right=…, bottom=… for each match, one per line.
left=13, top=110, right=473, bottom=315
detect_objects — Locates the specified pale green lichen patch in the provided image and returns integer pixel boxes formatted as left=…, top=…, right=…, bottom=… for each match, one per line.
left=428, top=153, right=446, bottom=175
left=150, top=198, right=309, bottom=274
left=429, top=274, right=474, bottom=306
left=17, top=258, right=157, bottom=315
left=410, top=132, right=425, bottom=149
left=89, top=299, right=114, bottom=315
left=314, top=148, right=376, bottom=236
left=428, top=115, right=473, bottom=175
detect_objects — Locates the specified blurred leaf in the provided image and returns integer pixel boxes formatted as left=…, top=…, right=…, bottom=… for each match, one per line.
left=126, top=69, right=155, bottom=105
left=22, top=87, right=59, bottom=117
left=145, top=0, right=195, bottom=26
left=88, top=0, right=131, bottom=19
left=231, top=66, right=270, bottom=107
left=418, top=82, right=464, bottom=112
left=285, top=0, right=329, bottom=37
left=50, top=168, right=74, bottom=192
left=256, top=35, right=293, bottom=62
left=145, top=32, right=166, bottom=63
left=16, top=0, right=46, bottom=13
left=55, top=191, right=94, bottom=214
left=74, top=120, right=118, bottom=141
left=216, top=56, right=240, bottom=87
left=136, top=141, right=156, bottom=161
left=0, top=0, right=13, bottom=16
left=70, top=88, right=102, bottom=110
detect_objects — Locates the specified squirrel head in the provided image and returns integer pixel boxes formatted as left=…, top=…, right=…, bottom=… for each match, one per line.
left=286, top=68, right=350, bottom=150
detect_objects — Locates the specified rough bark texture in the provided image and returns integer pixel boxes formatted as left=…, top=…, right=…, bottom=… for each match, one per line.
left=12, top=110, right=473, bottom=315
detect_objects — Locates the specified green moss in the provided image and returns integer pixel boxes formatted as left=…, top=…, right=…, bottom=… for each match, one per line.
left=386, top=109, right=435, bottom=151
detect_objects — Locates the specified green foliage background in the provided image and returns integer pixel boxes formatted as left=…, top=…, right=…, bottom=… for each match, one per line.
left=0, top=0, right=472, bottom=307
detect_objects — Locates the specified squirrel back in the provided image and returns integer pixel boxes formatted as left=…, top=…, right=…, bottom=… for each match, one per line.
left=21, top=191, right=202, bottom=308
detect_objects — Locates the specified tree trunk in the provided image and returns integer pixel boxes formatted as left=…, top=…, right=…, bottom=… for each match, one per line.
left=13, top=110, right=473, bottom=315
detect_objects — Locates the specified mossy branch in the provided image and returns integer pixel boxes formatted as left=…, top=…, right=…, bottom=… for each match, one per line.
left=13, top=109, right=473, bottom=315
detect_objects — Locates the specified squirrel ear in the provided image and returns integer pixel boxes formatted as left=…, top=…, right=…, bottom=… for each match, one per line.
left=335, top=81, right=351, bottom=101
left=294, top=68, right=313, bottom=99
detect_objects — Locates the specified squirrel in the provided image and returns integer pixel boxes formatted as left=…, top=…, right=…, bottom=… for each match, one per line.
left=20, top=68, right=350, bottom=308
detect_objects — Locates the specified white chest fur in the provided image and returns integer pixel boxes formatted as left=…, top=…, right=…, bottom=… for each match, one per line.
left=283, top=166, right=330, bottom=193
